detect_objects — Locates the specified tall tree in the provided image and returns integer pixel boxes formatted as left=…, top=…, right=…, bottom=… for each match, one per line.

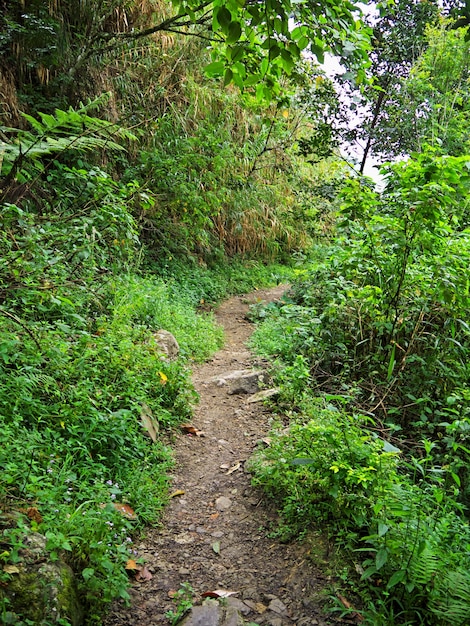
left=393, top=24, right=470, bottom=156
left=348, top=0, right=441, bottom=172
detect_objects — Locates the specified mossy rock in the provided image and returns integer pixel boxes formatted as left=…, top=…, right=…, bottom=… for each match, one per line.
left=0, top=532, right=84, bottom=625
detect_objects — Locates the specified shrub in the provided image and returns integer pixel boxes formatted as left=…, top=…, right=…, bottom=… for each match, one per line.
left=249, top=399, right=470, bottom=624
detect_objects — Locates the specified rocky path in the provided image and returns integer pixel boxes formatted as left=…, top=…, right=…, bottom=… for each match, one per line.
left=104, top=286, right=333, bottom=626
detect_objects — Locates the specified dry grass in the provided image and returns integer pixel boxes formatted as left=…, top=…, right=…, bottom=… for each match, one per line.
left=0, top=68, right=22, bottom=127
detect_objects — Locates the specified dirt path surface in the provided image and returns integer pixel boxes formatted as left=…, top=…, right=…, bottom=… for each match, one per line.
left=104, top=286, right=332, bottom=626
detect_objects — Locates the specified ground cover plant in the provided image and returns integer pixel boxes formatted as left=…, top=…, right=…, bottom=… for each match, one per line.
left=0, top=98, right=300, bottom=622
left=249, top=399, right=470, bottom=625
left=249, top=148, right=470, bottom=623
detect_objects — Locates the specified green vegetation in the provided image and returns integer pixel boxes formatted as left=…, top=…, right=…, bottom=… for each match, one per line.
left=250, top=144, right=470, bottom=622
left=2, top=0, right=470, bottom=624
left=0, top=8, right=308, bottom=619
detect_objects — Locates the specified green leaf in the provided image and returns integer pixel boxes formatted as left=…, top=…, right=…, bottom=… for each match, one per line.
left=291, top=26, right=306, bottom=41
left=216, top=6, right=232, bottom=33
left=451, top=472, right=461, bottom=487
left=378, top=523, right=389, bottom=537
left=244, top=74, right=262, bottom=86
left=269, top=44, right=281, bottom=61
left=82, top=568, right=95, bottom=581
left=376, top=547, right=388, bottom=570
left=310, top=44, right=325, bottom=64
left=361, top=564, right=378, bottom=580
left=382, top=441, right=401, bottom=454
left=228, top=45, right=245, bottom=63
left=22, top=113, right=45, bottom=133
left=204, top=61, right=225, bottom=78
left=387, top=343, right=396, bottom=381
left=387, top=569, right=406, bottom=589
left=224, top=68, right=233, bottom=86
left=227, top=21, right=242, bottom=44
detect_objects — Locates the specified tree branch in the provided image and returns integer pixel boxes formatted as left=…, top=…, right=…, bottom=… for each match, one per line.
left=68, top=2, right=216, bottom=77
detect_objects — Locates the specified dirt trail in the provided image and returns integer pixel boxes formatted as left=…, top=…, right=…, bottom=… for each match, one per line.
left=104, top=286, right=332, bottom=626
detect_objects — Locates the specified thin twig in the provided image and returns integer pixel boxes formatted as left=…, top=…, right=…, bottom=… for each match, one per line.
left=0, top=308, right=42, bottom=351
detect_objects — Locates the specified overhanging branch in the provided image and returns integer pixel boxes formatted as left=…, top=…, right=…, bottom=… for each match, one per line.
left=68, top=1, right=217, bottom=76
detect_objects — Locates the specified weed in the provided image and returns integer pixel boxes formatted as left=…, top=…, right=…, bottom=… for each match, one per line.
left=165, top=582, right=195, bottom=625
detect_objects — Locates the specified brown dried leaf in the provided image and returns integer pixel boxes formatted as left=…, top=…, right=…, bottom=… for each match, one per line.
left=125, top=559, right=139, bottom=571
left=225, top=461, right=241, bottom=475
left=337, top=594, right=352, bottom=610
left=113, top=502, right=137, bottom=520
left=135, top=565, right=153, bottom=582
left=243, top=599, right=268, bottom=613
left=209, top=512, right=219, bottom=520
left=336, top=594, right=363, bottom=622
left=3, top=565, right=20, bottom=574
left=181, top=424, right=205, bottom=437
left=27, top=506, right=43, bottom=524
left=140, top=403, right=159, bottom=443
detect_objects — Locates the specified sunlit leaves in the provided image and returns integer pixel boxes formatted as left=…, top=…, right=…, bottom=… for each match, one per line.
left=200, top=0, right=372, bottom=99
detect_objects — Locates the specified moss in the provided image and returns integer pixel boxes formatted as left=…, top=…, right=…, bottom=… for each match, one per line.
left=0, top=560, right=83, bottom=625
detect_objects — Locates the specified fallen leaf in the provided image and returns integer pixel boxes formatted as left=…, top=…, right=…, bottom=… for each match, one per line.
left=181, top=424, right=205, bottom=437
left=19, top=506, right=43, bottom=524
left=126, top=560, right=153, bottom=582
left=158, top=371, right=168, bottom=385
left=113, top=502, right=137, bottom=520
left=168, top=589, right=177, bottom=598
left=209, top=512, right=220, bottom=520
left=3, top=565, right=20, bottom=574
left=337, top=594, right=363, bottom=622
left=140, top=403, right=159, bottom=443
left=170, top=489, right=185, bottom=498
left=225, top=461, right=241, bottom=475
left=135, top=565, right=153, bottom=582
left=337, top=594, right=352, bottom=610
left=202, top=589, right=238, bottom=598
left=212, top=541, right=221, bottom=555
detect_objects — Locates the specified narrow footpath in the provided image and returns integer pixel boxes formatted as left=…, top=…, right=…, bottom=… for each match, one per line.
left=105, top=286, right=333, bottom=626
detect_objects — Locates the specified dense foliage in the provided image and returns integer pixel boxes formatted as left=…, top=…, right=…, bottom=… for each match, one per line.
left=2, top=0, right=470, bottom=623
left=250, top=148, right=470, bottom=622
left=0, top=5, right=314, bottom=621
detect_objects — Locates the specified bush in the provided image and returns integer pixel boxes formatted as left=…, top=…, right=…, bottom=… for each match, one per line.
left=249, top=399, right=470, bottom=625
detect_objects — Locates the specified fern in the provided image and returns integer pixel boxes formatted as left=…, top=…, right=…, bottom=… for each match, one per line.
left=430, top=570, right=470, bottom=625
left=0, top=93, right=136, bottom=181
left=408, top=543, right=440, bottom=587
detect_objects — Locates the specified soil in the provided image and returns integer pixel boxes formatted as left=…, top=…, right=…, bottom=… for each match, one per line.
left=104, top=286, right=338, bottom=626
